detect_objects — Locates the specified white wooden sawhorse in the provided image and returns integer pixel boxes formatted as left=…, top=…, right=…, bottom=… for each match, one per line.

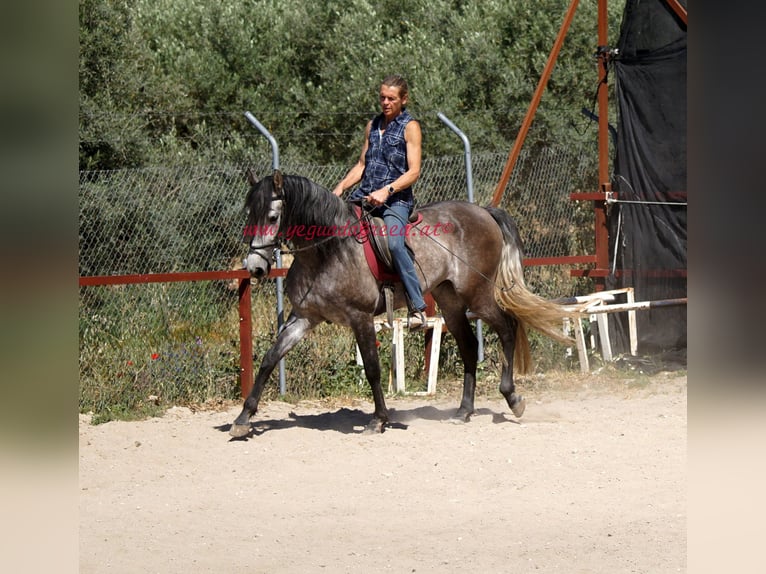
left=562, top=288, right=638, bottom=373
left=356, top=316, right=444, bottom=395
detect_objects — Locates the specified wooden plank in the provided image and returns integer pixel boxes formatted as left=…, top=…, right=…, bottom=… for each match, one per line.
left=393, top=319, right=406, bottom=393
left=426, top=318, right=443, bottom=394
left=626, top=288, right=638, bottom=356
left=576, top=298, right=687, bottom=314
left=596, top=311, right=613, bottom=362
left=573, top=316, right=589, bottom=373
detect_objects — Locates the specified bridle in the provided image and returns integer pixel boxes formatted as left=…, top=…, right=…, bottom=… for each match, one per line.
left=247, top=170, right=284, bottom=266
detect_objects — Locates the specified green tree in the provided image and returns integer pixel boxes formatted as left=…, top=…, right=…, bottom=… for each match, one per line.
left=79, top=0, right=151, bottom=169
left=80, top=0, right=625, bottom=170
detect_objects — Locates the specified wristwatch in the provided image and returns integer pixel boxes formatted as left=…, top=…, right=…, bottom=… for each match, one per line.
left=388, top=185, right=395, bottom=195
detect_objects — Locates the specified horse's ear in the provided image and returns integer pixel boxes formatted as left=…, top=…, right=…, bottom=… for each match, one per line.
left=246, top=168, right=257, bottom=187
left=272, top=169, right=284, bottom=198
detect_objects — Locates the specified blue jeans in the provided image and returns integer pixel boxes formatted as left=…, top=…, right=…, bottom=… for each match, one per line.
left=382, top=204, right=427, bottom=312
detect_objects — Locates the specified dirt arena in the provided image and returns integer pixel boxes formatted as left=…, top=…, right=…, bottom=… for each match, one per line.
left=79, top=370, right=686, bottom=573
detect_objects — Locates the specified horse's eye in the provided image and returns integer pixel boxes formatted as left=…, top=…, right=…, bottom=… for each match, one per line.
left=269, top=215, right=278, bottom=224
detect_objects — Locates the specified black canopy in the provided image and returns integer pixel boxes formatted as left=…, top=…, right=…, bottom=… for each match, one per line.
left=607, top=0, right=687, bottom=354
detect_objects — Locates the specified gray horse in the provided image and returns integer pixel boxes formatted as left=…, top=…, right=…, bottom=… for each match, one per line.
left=230, top=170, right=572, bottom=438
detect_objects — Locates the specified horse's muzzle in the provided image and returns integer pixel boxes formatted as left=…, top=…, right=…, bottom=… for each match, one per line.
left=245, top=251, right=271, bottom=279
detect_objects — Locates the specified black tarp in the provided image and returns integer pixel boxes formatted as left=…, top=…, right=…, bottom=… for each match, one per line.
left=607, top=0, right=687, bottom=355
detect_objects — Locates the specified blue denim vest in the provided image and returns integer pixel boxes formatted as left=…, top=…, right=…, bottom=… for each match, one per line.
left=349, top=109, right=416, bottom=211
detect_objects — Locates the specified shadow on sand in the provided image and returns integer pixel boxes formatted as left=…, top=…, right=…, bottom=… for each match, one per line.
left=215, top=403, right=519, bottom=440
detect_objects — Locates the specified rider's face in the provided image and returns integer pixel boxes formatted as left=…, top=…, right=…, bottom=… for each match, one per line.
left=379, top=85, right=407, bottom=122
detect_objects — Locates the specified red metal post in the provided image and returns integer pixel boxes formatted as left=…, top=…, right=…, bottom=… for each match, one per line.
left=491, top=0, right=581, bottom=207
left=663, top=0, right=687, bottom=25
left=594, top=0, right=612, bottom=288
left=238, top=276, right=253, bottom=398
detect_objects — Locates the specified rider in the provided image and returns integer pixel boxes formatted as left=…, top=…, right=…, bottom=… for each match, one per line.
left=333, top=74, right=427, bottom=329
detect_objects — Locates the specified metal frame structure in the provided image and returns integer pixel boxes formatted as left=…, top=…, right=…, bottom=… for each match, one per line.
left=490, top=0, right=687, bottom=285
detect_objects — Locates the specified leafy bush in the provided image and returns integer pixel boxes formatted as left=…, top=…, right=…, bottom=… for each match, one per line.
left=80, top=0, right=626, bottom=169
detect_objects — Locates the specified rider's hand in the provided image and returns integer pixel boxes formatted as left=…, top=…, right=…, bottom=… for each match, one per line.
left=366, top=188, right=389, bottom=206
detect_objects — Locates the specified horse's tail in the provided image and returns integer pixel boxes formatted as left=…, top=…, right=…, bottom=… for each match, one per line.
left=485, top=206, right=575, bottom=374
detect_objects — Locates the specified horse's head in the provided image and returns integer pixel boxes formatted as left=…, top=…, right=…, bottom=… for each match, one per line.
left=243, top=169, right=284, bottom=279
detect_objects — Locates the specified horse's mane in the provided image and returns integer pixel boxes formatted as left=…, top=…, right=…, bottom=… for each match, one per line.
left=244, top=173, right=356, bottom=258
left=280, top=175, right=351, bottom=228
left=245, top=174, right=350, bottom=224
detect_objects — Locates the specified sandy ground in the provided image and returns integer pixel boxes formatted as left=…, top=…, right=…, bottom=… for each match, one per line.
left=79, top=371, right=686, bottom=573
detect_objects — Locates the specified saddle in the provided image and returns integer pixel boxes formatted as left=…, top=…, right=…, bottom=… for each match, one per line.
left=352, top=204, right=423, bottom=327
left=352, top=205, right=422, bottom=282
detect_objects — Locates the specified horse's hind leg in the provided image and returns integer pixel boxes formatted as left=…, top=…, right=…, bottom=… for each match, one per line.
left=230, top=313, right=314, bottom=438
left=481, top=308, right=526, bottom=418
left=500, top=359, right=526, bottom=417
left=497, top=315, right=526, bottom=417
left=432, top=285, right=478, bottom=422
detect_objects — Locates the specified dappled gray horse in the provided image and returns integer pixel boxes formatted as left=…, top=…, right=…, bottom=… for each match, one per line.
left=230, top=170, right=572, bottom=437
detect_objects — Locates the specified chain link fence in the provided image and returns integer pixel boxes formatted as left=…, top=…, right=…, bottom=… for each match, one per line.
left=79, top=147, right=598, bottom=417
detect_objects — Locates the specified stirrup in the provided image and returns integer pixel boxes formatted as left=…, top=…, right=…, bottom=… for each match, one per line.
left=407, top=310, right=427, bottom=330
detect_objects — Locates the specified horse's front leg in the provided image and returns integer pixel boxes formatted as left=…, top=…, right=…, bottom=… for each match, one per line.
left=230, top=313, right=314, bottom=438
left=351, top=318, right=388, bottom=434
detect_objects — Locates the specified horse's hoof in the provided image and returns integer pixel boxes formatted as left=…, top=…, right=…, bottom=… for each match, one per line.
left=450, top=410, right=472, bottom=424
left=363, top=419, right=386, bottom=434
left=511, top=395, right=526, bottom=418
left=229, top=423, right=252, bottom=438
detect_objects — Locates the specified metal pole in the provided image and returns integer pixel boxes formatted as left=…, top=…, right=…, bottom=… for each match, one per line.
left=437, top=112, right=483, bottom=362
left=244, top=111, right=287, bottom=395
left=594, top=0, right=610, bottom=286
left=437, top=112, right=475, bottom=203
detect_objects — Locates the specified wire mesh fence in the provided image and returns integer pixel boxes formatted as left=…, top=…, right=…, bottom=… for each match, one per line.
left=79, top=148, right=598, bottom=416
left=79, top=149, right=597, bottom=274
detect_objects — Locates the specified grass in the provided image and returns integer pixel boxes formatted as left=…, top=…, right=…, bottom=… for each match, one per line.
left=80, top=279, right=683, bottom=423
left=80, top=281, right=386, bottom=422
left=79, top=281, right=244, bottom=423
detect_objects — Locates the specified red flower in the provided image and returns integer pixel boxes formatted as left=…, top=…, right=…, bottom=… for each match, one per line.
left=151, top=353, right=160, bottom=360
